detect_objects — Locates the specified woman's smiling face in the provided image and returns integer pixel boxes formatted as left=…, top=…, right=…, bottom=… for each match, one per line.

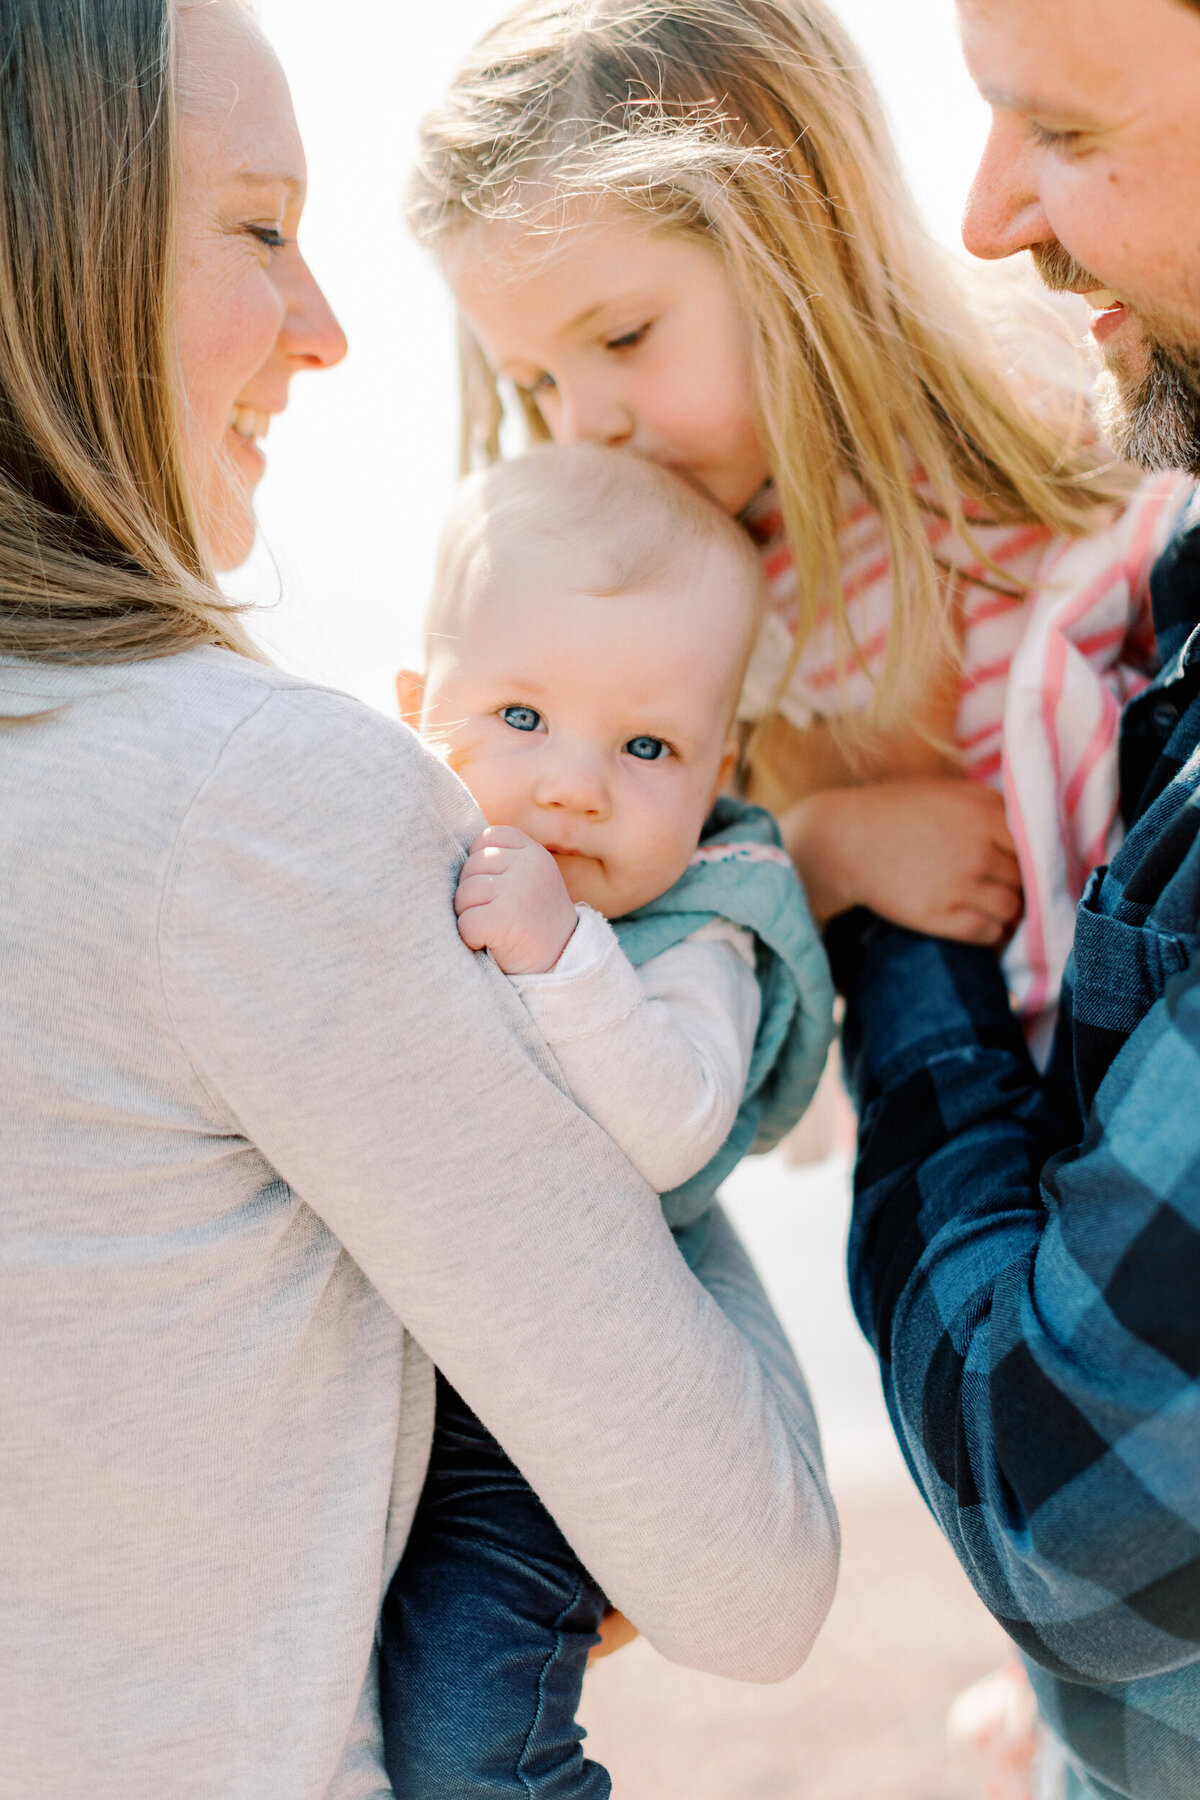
left=447, top=216, right=771, bottom=517
left=174, top=1, right=347, bottom=569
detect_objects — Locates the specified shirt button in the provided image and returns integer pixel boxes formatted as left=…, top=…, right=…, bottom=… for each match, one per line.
left=1152, top=700, right=1179, bottom=738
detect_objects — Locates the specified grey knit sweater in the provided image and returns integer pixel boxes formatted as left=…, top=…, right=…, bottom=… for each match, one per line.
left=0, top=647, right=837, bottom=1798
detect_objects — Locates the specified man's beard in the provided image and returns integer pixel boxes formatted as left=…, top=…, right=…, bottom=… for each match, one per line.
left=1032, top=242, right=1200, bottom=475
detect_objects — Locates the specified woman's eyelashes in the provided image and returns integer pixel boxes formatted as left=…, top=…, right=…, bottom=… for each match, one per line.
left=247, top=224, right=289, bottom=250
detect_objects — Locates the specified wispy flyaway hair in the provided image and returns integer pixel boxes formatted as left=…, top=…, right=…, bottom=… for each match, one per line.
left=410, top=0, right=1131, bottom=736
left=0, top=0, right=256, bottom=665
left=430, top=442, right=763, bottom=640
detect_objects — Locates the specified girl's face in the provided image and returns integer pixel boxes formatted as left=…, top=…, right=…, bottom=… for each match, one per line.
left=448, top=217, right=771, bottom=516
left=174, top=2, right=347, bottom=569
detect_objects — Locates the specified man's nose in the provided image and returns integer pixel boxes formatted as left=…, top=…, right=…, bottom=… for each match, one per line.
left=962, top=112, right=1055, bottom=262
left=279, top=248, right=349, bottom=372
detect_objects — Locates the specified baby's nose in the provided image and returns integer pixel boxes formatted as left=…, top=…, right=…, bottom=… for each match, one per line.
left=534, top=754, right=610, bottom=814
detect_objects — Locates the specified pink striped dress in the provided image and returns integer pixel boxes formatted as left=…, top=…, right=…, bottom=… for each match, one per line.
left=737, top=471, right=1194, bottom=1020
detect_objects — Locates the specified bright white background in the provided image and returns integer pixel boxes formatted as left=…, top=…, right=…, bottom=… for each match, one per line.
left=232, top=0, right=992, bottom=716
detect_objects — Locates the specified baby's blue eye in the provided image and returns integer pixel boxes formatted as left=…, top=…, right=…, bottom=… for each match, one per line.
left=625, top=736, right=669, bottom=761
left=501, top=705, right=543, bottom=733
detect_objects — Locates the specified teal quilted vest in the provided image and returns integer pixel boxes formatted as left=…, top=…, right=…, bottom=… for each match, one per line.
left=612, top=797, right=835, bottom=1260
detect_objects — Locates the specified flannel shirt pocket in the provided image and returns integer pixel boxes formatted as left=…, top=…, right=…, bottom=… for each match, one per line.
left=1071, top=867, right=1196, bottom=1108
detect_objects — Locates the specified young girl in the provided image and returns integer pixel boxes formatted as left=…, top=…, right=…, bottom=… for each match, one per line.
left=409, top=0, right=1193, bottom=1038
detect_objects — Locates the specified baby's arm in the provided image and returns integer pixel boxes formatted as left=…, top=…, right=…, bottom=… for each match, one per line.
left=454, top=823, right=760, bottom=1190
left=509, top=913, right=761, bottom=1194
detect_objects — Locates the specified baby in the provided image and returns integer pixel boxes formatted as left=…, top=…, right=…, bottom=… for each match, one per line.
left=383, top=444, right=834, bottom=1800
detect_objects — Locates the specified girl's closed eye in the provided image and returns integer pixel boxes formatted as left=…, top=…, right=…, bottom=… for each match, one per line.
left=247, top=225, right=289, bottom=250
left=625, top=735, right=671, bottom=762
left=500, top=704, right=545, bottom=732
left=605, top=322, right=651, bottom=353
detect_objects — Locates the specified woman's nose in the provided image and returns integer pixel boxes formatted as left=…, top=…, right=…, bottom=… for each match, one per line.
left=961, top=112, right=1054, bottom=262
left=279, top=248, right=349, bottom=371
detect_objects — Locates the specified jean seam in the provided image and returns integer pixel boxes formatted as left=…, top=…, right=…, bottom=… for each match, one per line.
left=514, top=1573, right=589, bottom=1796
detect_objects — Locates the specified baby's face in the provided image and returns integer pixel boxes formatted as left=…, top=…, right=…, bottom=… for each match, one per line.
left=421, top=548, right=745, bottom=918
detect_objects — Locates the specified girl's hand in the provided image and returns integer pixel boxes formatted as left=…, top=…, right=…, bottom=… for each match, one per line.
left=783, top=779, right=1023, bottom=947
left=454, top=826, right=579, bottom=974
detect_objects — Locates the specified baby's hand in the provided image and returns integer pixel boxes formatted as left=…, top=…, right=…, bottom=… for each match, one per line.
left=785, top=778, right=1023, bottom=947
left=455, top=826, right=579, bottom=974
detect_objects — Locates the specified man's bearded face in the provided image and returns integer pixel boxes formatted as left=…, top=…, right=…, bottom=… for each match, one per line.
left=1032, top=243, right=1200, bottom=476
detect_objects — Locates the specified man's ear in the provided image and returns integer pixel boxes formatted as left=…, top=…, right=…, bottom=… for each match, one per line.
left=395, top=667, right=425, bottom=728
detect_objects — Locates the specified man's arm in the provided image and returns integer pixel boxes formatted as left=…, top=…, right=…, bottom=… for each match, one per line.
left=834, top=915, right=1200, bottom=1686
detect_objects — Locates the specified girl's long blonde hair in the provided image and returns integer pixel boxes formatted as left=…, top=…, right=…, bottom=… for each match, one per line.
left=410, top=0, right=1130, bottom=738
left=0, top=0, right=255, bottom=666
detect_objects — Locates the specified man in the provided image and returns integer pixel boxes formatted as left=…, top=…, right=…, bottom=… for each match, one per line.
left=837, top=2, right=1200, bottom=1796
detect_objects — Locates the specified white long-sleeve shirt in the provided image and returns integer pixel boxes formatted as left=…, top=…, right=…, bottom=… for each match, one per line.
left=0, top=647, right=837, bottom=1799
left=511, top=907, right=762, bottom=1194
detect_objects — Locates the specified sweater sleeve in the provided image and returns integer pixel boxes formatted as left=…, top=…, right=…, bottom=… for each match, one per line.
left=159, top=689, right=837, bottom=1683
left=510, top=907, right=761, bottom=1193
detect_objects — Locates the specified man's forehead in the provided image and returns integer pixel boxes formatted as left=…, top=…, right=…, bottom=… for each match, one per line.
left=964, top=0, right=1144, bottom=109
left=957, top=0, right=1189, bottom=113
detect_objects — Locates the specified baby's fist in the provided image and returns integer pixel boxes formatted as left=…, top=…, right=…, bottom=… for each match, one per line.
left=454, top=826, right=579, bottom=974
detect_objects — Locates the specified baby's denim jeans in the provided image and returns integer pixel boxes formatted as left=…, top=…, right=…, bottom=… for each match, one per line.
left=380, top=1371, right=610, bottom=1799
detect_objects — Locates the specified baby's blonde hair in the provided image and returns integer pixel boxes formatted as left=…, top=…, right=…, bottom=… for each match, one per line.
left=430, top=443, right=764, bottom=683
left=410, top=0, right=1130, bottom=743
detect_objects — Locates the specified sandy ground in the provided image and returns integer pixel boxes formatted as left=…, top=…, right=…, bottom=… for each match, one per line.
left=577, top=1150, right=1016, bottom=1800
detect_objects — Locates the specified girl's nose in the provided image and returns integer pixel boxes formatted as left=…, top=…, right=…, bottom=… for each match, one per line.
left=554, top=382, right=633, bottom=450
left=961, top=112, right=1055, bottom=263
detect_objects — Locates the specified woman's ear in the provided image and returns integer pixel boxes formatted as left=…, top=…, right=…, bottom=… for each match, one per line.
left=395, top=668, right=426, bottom=728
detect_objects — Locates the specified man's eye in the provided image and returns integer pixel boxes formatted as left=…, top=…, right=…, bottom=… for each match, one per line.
left=1029, top=122, right=1085, bottom=154
left=501, top=705, right=543, bottom=732
left=625, top=735, right=669, bottom=761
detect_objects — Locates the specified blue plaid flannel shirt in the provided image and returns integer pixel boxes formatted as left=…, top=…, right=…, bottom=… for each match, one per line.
left=832, top=492, right=1200, bottom=1800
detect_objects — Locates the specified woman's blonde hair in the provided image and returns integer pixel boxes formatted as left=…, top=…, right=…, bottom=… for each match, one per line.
left=0, top=0, right=256, bottom=666
left=410, top=0, right=1130, bottom=737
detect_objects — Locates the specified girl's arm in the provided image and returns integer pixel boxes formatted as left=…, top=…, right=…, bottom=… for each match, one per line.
left=783, top=778, right=1023, bottom=946
left=160, top=686, right=838, bottom=1684
left=747, top=712, right=1023, bottom=945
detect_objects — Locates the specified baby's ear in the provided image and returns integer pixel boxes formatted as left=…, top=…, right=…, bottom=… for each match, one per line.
left=395, top=667, right=426, bottom=728
left=714, top=735, right=741, bottom=800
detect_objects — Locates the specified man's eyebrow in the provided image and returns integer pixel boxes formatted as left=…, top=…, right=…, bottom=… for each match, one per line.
left=976, top=86, right=1094, bottom=124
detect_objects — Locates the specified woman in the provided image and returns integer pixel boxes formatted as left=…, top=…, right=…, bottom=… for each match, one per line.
left=0, top=3, right=837, bottom=1794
